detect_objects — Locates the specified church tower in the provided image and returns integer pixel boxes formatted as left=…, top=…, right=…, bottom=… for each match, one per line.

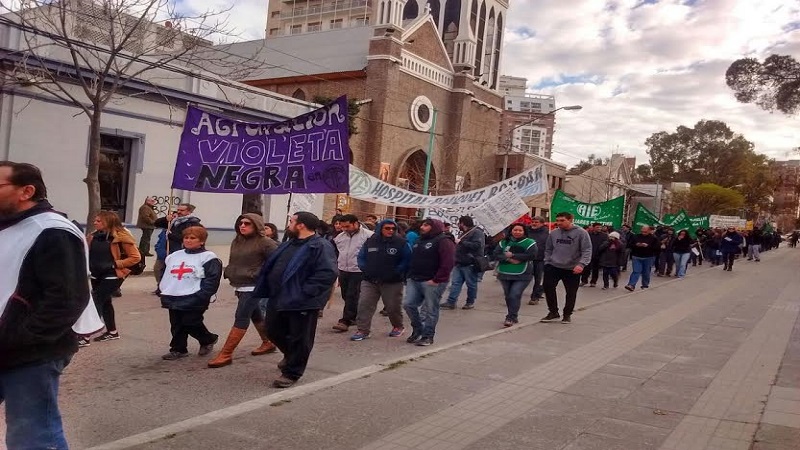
left=376, top=0, right=408, bottom=28
left=400, top=0, right=508, bottom=89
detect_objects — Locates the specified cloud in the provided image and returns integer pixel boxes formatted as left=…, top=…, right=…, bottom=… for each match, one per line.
left=502, top=0, right=800, bottom=166
left=175, top=0, right=799, bottom=167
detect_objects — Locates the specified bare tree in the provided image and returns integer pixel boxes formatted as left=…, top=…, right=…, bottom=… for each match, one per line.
left=0, top=0, right=260, bottom=229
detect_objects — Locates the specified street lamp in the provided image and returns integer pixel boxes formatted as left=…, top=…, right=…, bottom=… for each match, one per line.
left=501, top=105, right=582, bottom=180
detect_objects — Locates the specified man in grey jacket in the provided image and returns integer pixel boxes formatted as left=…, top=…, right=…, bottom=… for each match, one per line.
left=526, top=216, right=549, bottom=305
left=332, top=214, right=374, bottom=332
left=541, top=212, right=592, bottom=324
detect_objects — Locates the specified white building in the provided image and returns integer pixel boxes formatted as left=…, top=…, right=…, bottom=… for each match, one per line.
left=498, top=75, right=557, bottom=159
left=0, top=7, right=320, bottom=230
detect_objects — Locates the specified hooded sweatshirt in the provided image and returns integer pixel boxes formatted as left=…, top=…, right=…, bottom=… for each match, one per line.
left=223, top=213, right=278, bottom=289
left=407, top=219, right=456, bottom=283
left=357, top=219, right=412, bottom=283
left=544, top=225, right=592, bottom=270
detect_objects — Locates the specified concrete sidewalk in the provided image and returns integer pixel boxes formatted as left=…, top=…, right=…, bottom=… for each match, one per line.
left=4, top=249, right=798, bottom=450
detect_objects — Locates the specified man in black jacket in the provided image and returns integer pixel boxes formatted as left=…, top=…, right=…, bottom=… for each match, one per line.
left=0, top=161, right=93, bottom=449
left=581, top=223, right=608, bottom=287
left=526, top=216, right=549, bottom=305
left=350, top=219, right=411, bottom=341
left=154, top=203, right=202, bottom=254
left=624, top=225, right=661, bottom=291
left=441, top=216, right=485, bottom=309
left=254, top=212, right=338, bottom=388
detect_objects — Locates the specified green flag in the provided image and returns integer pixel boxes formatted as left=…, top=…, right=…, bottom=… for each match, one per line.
left=632, top=203, right=663, bottom=233
left=549, top=190, right=625, bottom=228
left=690, top=215, right=710, bottom=229
left=662, top=213, right=676, bottom=224
left=666, top=210, right=698, bottom=237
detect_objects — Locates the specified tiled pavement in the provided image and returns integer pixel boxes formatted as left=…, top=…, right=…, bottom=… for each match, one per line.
left=62, top=249, right=800, bottom=449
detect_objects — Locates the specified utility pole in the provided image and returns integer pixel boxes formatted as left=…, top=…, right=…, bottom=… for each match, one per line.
left=421, top=108, right=438, bottom=196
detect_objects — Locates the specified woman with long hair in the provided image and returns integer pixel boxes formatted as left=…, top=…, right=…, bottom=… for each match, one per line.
left=672, top=229, right=694, bottom=278
left=493, top=224, right=537, bottom=327
left=264, top=222, right=280, bottom=242
left=82, top=211, right=141, bottom=346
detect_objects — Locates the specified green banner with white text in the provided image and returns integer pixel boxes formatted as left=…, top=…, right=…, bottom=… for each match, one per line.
left=549, top=190, right=625, bottom=228
left=632, top=203, right=663, bottom=233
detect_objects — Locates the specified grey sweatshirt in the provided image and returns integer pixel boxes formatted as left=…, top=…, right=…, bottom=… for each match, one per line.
left=544, top=226, right=593, bottom=270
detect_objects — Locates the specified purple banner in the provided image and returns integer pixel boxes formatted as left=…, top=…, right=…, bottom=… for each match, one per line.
left=172, top=96, right=350, bottom=194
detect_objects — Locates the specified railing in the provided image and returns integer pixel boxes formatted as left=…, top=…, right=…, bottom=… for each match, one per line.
left=279, top=0, right=371, bottom=19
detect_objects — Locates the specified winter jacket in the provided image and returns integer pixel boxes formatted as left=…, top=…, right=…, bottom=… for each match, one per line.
left=598, top=239, right=626, bottom=267
left=159, top=247, right=223, bottom=310
left=407, top=219, right=456, bottom=284
left=627, top=234, right=661, bottom=258
left=0, top=201, right=91, bottom=370
left=588, top=230, right=609, bottom=258
left=750, top=229, right=763, bottom=246
left=223, top=214, right=278, bottom=288
left=672, top=236, right=693, bottom=254
left=406, top=230, right=420, bottom=248
left=154, top=215, right=202, bottom=254
left=87, top=228, right=141, bottom=279
left=526, top=226, right=549, bottom=261
left=253, top=235, right=338, bottom=311
left=155, top=229, right=168, bottom=261
left=544, top=226, right=592, bottom=270
left=136, top=203, right=157, bottom=229
left=720, top=232, right=744, bottom=254
left=493, top=236, right=537, bottom=281
left=357, top=219, right=411, bottom=283
left=454, top=226, right=486, bottom=266
left=334, top=225, right=373, bottom=272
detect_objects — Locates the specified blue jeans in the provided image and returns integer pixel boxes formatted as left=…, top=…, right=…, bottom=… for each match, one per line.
left=628, top=256, right=655, bottom=288
left=500, top=278, right=532, bottom=321
left=403, top=280, right=441, bottom=338
left=673, top=252, right=691, bottom=277
left=233, top=290, right=265, bottom=329
left=445, top=265, right=478, bottom=306
left=0, top=358, right=70, bottom=450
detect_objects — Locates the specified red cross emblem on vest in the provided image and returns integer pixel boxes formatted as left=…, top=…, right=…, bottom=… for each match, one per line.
left=170, top=262, right=194, bottom=280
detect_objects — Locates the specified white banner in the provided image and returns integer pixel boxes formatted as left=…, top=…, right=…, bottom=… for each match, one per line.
left=709, top=215, right=747, bottom=229
left=425, top=188, right=530, bottom=236
left=289, top=193, right=317, bottom=213
left=348, top=163, right=547, bottom=208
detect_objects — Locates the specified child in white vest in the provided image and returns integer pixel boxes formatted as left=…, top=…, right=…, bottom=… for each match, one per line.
left=158, top=226, right=222, bottom=360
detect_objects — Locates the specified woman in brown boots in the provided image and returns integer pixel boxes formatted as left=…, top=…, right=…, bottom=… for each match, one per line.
left=208, top=213, right=278, bottom=368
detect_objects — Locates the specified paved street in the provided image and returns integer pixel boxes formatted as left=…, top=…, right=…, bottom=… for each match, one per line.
left=3, top=246, right=800, bottom=450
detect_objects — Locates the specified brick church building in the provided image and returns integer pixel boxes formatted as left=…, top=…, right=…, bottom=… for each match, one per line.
left=215, top=0, right=509, bottom=218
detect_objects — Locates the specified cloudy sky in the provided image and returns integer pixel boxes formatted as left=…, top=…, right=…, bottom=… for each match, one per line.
left=501, top=0, right=800, bottom=168
left=163, top=0, right=800, bottom=170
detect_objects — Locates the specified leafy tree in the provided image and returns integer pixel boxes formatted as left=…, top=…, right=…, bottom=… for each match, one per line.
left=726, top=54, right=800, bottom=115
left=646, top=120, right=757, bottom=186
left=634, top=164, right=654, bottom=182
left=566, top=154, right=607, bottom=175
left=682, top=184, right=745, bottom=216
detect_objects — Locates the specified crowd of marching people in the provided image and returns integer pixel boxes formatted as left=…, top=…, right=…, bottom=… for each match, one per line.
left=0, top=159, right=790, bottom=448
left=72, top=200, right=795, bottom=381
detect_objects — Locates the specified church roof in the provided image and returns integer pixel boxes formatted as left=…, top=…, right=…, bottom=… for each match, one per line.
left=203, top=26, right=373, bottom=81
